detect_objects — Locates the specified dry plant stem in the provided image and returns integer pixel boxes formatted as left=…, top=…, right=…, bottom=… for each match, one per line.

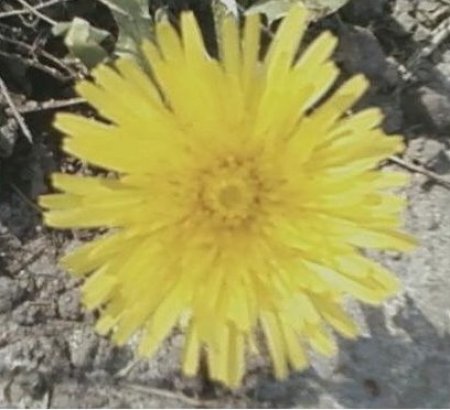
left=389, top=155, right=450, bottom=190
left=0, top=75, right=33, bottom=142
left=14, top=0, right=58, bottom=25
left=0, top=0, right=67, bottom=19
left=0, top=33, right=78, bottom=80
left=119, top=382, right=215, bottom=407
left=6, top=97, right=86, bottom=115
left=0, top=50, right=71, bottom=82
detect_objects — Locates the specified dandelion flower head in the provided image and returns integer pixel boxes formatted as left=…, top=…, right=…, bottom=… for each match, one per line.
left=40, top=6, right=415, bottom=387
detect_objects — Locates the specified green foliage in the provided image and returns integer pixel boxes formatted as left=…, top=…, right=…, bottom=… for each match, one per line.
left=54, top=0, right=152, bottom=69
left=52, top=0, right=350, bottom=69
left=246, top=0, right=351, bottom=23
left=97, top=0, right=152, bottom=58
left=52, top=18, right=110, bottom=68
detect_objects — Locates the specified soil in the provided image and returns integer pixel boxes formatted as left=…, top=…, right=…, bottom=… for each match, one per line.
left=0, top=0, right=450, bottom=408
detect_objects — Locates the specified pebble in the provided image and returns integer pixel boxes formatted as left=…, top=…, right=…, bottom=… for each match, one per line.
left=67, top=328, right=99, bottom=369
left=342, top=0, right=388, bottom=24
left=57, top=290, right=82, bottom=321
left=0, top=277, right=25, bottom=314
left=337, top=25, right=397, bottom=87
left=415, top=86, right=450, bottom=133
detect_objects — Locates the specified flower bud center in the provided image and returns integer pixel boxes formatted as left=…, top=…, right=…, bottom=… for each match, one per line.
left=198, top=156, right=263, bottom=228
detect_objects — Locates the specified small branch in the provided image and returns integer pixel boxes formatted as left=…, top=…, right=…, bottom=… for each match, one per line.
left=0, top=33, right=78, bottom=79
left=0, top=75, right=33, bottom=142
left=0, top=0, right=67, bottom=19
left=389, top=155, right=450, bottom=190
left=120, top=382, right=215, bottom=407
left=0, top=50, right=71, bottom=82
left=6, top=97, right=86, bottom=115
left=14, top=0, right=58, bottom=25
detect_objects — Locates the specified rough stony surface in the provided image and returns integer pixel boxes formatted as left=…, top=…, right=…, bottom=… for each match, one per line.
left=1, top=0, right=450, bottom=408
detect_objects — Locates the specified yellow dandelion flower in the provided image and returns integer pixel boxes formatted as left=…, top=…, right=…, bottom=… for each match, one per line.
left=40, top=5, right=416, bottom=387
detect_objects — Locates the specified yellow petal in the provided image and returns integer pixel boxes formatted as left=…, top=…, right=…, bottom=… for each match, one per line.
left=182, top=322, right=201, bottom=376
left=264, top=5, right=309, bottom=81
left=304, top=323, right=337, bottom=356
left=228, top=327, right=245, bottom=387
left=279, top=318, right=308, bottom=370
left=220, top=16, right=241, bottom=77
left=261, top=311, right=288, bottom=379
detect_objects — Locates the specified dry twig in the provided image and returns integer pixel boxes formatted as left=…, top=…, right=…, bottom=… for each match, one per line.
left=0, top=33, right=78, bottom=80
left=120, top=382, right=215, bottom=407
left=0, top=0, right=66, bottom=19
left=0, top=50, right=71, bottom=82
left=13, top=0, right=58, bottom=25
left=0, top=75, right=33, bottom=142
left=389, top=155, right=450, bottom=190
left=9, top=97, right=86, bottom=115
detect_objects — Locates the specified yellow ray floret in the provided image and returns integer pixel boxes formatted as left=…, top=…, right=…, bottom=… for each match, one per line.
left=40, top=5, right=416, bottom=388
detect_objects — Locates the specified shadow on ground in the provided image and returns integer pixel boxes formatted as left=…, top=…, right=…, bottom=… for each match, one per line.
left=250, top=296, right=450, bottom=408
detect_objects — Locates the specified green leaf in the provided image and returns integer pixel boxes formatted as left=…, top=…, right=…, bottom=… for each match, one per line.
left=52, top=18, right=110, bottom=68
left=96, top=0, right=152, bottom=59
left=246, top=0, right=350, bottom=23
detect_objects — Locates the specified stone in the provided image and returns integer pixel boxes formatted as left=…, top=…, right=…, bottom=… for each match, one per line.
left=0, top=277, right=25, bottom=314
left=436, top=51, right=450, bottom=78
left=67, top=328, right=99, bottom=369
left=341, top=0, right=388, bottom=24
left=404, top=86, right=450, bottom=133
left=57, top=290, right=82, bottom=321
left=336, top=25, right=397, bottom=87
left=405, top=137, right=446, bottom=165
left=12, top=301, right=56, bottom=326
left=93, top=338, right=132, bottom=374
left=13, top=371, right=48, bottom=400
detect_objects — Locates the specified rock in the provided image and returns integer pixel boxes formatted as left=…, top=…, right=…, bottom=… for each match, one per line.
left=336, top=25, right=398, bottom=87
left=0, top=195, right=39, bottom=239
left=396, top=12, right=416, bottom=34
left=67, top=328, right=99, bottom=369
left=0, top=277, right=26, bottom=314
left=12, top=301, right=56, bottom=325
left=1, top=336, right=71, bottom=377
left=404, top=86, right=450, bottom=133
left=405, top=137, right=446, bottom=165
left=366, top=93, right=404, bottom=133
left=13, top=371, right=48, bottom=400
left=93, top=339, right=132, bottom=374
left=57, top=290, right=82, bottom=321
left=394, top=0, right=416, bottom=32
left=436, top=51, right=450, bottom=78
left=341, top=0, right=388, bottom=24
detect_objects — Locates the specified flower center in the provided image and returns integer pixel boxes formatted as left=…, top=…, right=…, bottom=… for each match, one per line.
left=197, top=156, right=263, bottom=228
left=218, top=184, right=243, bottom=209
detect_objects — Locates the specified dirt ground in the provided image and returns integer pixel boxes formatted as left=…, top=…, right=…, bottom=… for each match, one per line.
left=0, top=0, right=450, bottom=408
